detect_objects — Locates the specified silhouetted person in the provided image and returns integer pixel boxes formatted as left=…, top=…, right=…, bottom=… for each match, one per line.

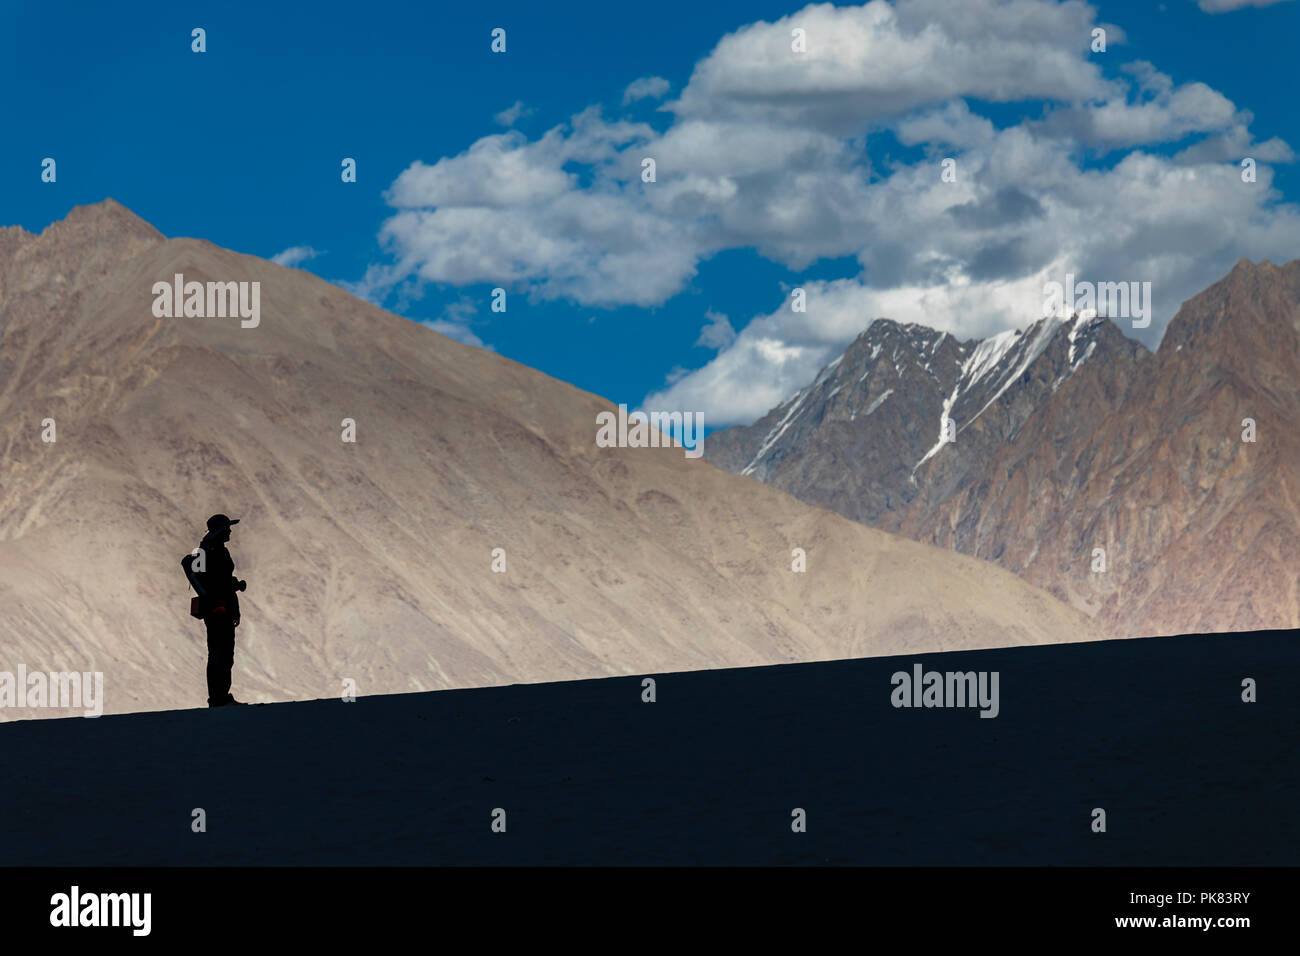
left=182, top=514, right=248, bottom=707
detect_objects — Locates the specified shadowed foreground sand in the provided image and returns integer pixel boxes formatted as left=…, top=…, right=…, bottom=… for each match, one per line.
left=1, top=628, right=1295, bottom=865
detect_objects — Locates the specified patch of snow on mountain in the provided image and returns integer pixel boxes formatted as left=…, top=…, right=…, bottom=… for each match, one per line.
left=1054, top=312, right=1101, bottom=392
left=964, top=316, right=1064, bottom=427
left=1067, top=310, right=1098, bottom=366
left=913, top=389, right=959, bottom=474
left=864, top=388, right=894, bottom=416
left=742, top=388, right=810, bottom=476
left=958, top=328, right=1022, bottom=393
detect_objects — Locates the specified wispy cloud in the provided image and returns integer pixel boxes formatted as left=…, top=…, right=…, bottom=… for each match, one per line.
left=1196, top=0, right=1293, bottom=12
left=695, top=310, right=735, bottom=350
left=419, top=318, right=490, bottom=348
left=494, top=100, right=534, bottom=126
left=271, top=246, right=322, bottom=268
left=416, top=297, right=494, bottom=350
left=622, top=76, right=671, bottom=104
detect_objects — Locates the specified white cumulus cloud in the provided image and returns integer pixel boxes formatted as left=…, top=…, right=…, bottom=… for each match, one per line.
left=357, top=0, right=1300, bottom=425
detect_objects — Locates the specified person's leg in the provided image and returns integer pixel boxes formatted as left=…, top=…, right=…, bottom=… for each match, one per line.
left=218, top=624, right=237, bottom=701
left=205, top=618, right=236, bottom=705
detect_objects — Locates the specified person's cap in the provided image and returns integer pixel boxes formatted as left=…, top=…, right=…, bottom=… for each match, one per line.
left=206, top=514, right=240, bottom=532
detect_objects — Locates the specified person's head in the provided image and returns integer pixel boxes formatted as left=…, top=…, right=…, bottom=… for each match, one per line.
left=205, top=513, right=239, bottom=543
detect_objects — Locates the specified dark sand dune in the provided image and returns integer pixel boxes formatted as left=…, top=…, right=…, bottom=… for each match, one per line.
left=2, top=628, right=1295, bottom=866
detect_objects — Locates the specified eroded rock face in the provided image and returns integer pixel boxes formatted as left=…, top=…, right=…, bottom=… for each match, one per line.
left=0, top=200, right=1100, bottom=719
left=709, top=260, right=1300, bottom=638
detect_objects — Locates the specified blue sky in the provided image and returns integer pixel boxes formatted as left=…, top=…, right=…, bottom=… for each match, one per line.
left=3, top=0, right=1299, bottom=428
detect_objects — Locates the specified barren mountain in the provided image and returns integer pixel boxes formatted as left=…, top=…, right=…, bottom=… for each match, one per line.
left=707, top=321, right=970, bottom=523
left=0, top=200, right=1099, bottom=720
left=708, top=262, right=1300, bottom=637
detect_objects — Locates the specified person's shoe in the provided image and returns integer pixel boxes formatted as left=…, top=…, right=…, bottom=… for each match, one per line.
left=208, top=695, right=246, bottom=708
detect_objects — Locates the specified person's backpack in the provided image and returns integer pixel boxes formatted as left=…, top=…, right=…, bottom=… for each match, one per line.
left=181, top=551, right=206, bottom=619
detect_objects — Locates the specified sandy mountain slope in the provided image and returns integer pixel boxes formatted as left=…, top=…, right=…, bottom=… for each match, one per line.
left=0, top=200, right=1099, bottom=719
